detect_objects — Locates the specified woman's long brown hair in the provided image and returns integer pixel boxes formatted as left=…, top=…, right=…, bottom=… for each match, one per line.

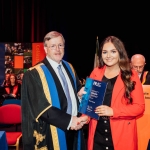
left=98, top=36, right=135, bottom=104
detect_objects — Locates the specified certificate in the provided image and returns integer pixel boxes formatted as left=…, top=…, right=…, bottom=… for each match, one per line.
left=79, top=77, right=107, bottom=120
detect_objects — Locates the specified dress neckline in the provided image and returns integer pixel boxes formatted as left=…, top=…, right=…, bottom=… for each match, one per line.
left=103, top=75, right=118, bottom=80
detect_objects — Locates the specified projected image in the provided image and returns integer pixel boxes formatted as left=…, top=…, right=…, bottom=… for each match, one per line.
left=0, top=42, right=44, bottom=86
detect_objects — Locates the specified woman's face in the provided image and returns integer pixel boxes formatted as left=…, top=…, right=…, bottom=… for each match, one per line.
left=102, top=42, right=119, bottom=67
left=10, top=75, right=15, bottom=83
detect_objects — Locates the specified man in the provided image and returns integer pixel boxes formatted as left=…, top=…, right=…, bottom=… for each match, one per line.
left=130, top=54, right=150, bottom=84
left=21, top=31, right=88, bottom=150
left=1, top=73, right=10, bottom=87
left=0, top=73, right=10, bottom=105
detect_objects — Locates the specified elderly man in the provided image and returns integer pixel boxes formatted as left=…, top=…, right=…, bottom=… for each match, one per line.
left=21, top=31, right=88, bottom=150
left=130, top=54, right=150, bottom=84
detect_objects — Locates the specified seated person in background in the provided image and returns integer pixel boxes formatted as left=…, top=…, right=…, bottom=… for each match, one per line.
left=1, top=73, right=10, bottom=87
left=0, top=73, right=10, bottom=105
left=130, top=54, right=150, bottom=85
left=17, top=72, right=24, bottom=84
left=2, top=73, right=21, bottom=99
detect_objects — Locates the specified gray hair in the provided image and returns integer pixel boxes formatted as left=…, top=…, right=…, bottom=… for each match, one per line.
left=43, top=31, right=65, bottom=47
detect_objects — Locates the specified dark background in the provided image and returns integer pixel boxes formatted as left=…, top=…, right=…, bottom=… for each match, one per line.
left=0, top=0, right=150, bottom=79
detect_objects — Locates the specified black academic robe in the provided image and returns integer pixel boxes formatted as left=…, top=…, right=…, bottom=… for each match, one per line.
left=140, top=71, right=150, bottom=85
left=21, top=58, right=86, bottom=150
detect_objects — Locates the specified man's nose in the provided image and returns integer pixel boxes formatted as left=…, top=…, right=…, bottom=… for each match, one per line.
left=55, top=45, right=61, bottom=51
left=137, top=67, right=140, bottom=71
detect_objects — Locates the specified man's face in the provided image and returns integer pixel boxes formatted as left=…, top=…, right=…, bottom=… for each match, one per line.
left=5, top=74, right=10, bottom=81
left=131, top=59, right=145, bottom=75
left=44, top=36, right=64, bottom=63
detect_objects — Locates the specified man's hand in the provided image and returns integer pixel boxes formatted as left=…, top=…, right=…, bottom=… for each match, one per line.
left=70, top=115, right=89, bottom=130
left=70, top=116, right=83, bottom=130
left=79, top=115, right=89, bottom=125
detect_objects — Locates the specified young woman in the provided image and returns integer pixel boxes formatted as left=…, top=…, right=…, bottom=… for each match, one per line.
left=3, top=73, right=21, bottom=99
left=87, top=36, right=145, bottom=150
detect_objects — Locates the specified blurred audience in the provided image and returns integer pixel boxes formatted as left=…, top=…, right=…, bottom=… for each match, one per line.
left=2, top=73, right=21, bottom=100
left=1, top=73, right=10, bottom=87
left=0, top=73, right=10, bottom=105
left=17, top=72, right=24, bottom=84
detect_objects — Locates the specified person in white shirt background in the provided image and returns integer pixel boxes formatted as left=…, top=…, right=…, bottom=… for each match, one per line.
left=130, top=54, right=150, bottom=84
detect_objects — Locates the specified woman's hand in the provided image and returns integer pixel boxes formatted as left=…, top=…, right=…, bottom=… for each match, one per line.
left=95, top=105, right=113, bottom=117
left=79, top=115, right=89, bottom=125
left=77, top=87, right=87, bottom=99
left=11, top=94, right=16, bottom=98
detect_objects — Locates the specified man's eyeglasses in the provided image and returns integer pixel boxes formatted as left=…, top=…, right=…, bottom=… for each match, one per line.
left=132, top=65, right=145, bottom=70
left=48, top=44, right=64, bottom=50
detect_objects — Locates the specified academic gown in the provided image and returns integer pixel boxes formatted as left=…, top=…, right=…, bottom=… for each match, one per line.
left=21, top=58, right=86, bottom=150
left=140, top=71, right=150, bottom=85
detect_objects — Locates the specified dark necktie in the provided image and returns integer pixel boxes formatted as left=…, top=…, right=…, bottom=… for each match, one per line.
left=57, top=65, right=72, bottom=114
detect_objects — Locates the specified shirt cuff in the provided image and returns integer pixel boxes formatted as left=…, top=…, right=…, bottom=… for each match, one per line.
left=67, top=116, right=73, bottom=130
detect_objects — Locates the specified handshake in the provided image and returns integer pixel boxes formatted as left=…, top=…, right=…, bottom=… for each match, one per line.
left=70, top=115, right=89, bottom=130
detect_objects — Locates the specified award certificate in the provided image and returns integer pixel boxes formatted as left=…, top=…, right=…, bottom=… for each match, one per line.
left=79, top=77, right=107, bottom=120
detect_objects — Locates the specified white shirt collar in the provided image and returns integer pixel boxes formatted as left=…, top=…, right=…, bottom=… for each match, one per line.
left=46, top=56, right=62, bottom=69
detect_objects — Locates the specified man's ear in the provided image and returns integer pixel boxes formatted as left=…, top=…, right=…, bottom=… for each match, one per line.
left=130, top=62, right=132, bottom=68
left=44, top=47, right=47, bottom=54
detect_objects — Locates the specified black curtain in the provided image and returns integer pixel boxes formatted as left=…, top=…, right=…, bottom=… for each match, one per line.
left=0, top=0, right=69, bottom=42
left=1, top=1, right=150, bottom=78
left=0, top=0, right=95, bottom=78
